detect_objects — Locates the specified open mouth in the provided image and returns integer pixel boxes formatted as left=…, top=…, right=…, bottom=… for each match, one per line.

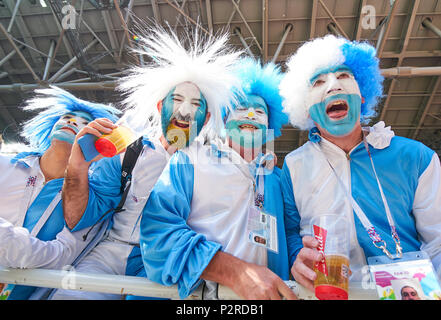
left=171, top=118, right=190, bottom=129
left=326, top=100, right=348, bottom=120
left=238, top=123, right=258, bottom=131
left=61, top=126, right=77, bottom=135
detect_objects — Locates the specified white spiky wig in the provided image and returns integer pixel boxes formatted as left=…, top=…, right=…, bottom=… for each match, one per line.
left=117, top=25, right=244, bottom=142
left=279, top=35, right=384, bottom=131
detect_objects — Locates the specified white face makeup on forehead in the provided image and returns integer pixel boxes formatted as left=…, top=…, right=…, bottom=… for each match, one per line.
left=307, top=66, right=363, bottom=137
left=307, top=66, right=361, bottom=111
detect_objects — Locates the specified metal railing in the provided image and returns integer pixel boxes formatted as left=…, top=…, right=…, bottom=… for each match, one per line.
left=0, top=266, right=378, bottom=300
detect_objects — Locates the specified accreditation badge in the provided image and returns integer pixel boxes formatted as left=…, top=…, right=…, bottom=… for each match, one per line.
left=246, top=206, right=278, bottom=253
left=367, top=251, right=441, bottom=300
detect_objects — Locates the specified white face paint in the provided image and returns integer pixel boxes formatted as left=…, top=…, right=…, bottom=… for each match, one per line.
left=227, top=104, right=268, bottom=131
left=169, top=81, right=207, bottom=129
left=307, top=66, right=361, bottom=113
left=307, top=66, right=363, bottom=137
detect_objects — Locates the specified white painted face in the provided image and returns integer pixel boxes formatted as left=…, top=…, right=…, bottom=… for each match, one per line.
left=50, top=111, right=93, bottom=144
left=168, top=81, right=207, bottom=128
left=307, top=66, right=361, bottom=120
left=161, top=81, right=208, bottom=148
left=227, top=97, right=269, bottom=131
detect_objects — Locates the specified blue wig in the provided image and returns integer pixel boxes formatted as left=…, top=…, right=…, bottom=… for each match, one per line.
left=21, top=86, right=121, bottom=154
left=230, top=58, right=288, bottom=139
left=340, top=41, right=384, bottom=121
left=280, top=35, right=384, bottom=130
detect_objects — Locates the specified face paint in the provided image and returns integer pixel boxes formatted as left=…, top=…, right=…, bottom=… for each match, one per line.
left=160, top=82, right=207, bottom=148
left=49, top=110, right=93, bottom=144
left=307, top=65, right=362, bottom=137
left=226, top=95, right=269, bottom=148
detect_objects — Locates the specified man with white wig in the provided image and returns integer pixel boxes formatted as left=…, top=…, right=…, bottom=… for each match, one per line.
left=52, top=26, right=242, bottom=300
left=0, top=87, right=120, bottom=300
left=278, top=35, right=441, bottom=296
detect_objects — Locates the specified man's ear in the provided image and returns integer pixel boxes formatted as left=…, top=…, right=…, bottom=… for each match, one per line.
left=204, top=112, right=211, bottom=125
left=157, top=100, right=163, bottom=112
left=361, top=97, right=365, bottom=104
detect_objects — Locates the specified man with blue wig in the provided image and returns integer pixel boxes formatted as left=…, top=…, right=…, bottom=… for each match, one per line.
left=52, top=26, right=242, bottom=300
left=140, top=58, right=297, bottom=300
left=279, top=35, right=441, bottom=295
left=0, top=86, right=120, bottom=300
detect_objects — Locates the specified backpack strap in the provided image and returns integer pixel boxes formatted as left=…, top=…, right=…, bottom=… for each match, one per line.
left=120, top=136, right=144, bottom=194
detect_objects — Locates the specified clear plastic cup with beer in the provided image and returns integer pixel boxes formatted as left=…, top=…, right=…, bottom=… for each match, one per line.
left=311, top=214, right=350, bottom=300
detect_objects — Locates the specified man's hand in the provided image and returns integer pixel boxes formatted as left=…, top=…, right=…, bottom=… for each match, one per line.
left=291, top=236, right=323, bottom=292
left=69, top=118, right=118, bottom=168
left=202, top=251, right=297, bottom=300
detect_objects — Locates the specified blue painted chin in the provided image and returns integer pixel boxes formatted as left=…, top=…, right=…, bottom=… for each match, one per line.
left=226, top=120, right=267, bottom=148
left=49, top=126, right=77, bottom=145
left=309, top=93, right=361, bottom=137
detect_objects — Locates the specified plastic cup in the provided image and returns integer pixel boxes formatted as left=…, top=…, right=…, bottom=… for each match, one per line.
left=311, top=214, right=350, bottom=300
left=95, top=125, right=135, bottom=157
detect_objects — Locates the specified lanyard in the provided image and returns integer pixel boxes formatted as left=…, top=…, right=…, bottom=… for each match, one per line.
left=315, top=138, right=403, bottom=260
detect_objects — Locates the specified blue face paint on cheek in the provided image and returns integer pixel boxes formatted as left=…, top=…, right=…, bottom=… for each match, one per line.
left=194, top=92, right=207, bottom=136
left=49, top=111, right=93, bottom=145
left=309, top=93, right=361, bottom=136
left=161, top=87, right=176, bottom=138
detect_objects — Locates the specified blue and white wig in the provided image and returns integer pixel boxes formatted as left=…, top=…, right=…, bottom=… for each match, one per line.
left=21, top=86, right=121, bottom=154
left=229, top=58, right=288, bottom=139
left=279, top=35, right=384, bottom=131
left=118, top=24, right=243, bottom=142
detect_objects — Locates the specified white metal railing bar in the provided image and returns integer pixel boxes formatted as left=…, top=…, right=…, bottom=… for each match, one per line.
left=0, top=266, right=378, bottom=300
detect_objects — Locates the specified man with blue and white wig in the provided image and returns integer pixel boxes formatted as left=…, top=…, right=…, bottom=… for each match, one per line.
left=140, top=57, right=297, bottom=300
left=279, top=35, right=441, bottom=295
left=0, top=86, right=120, bottom=300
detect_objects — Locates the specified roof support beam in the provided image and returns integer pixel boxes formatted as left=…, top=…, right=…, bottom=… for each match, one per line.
left=0, top=22, right=40, bottom=82
left=354, top=0, right=367, bottom=40
left=42, top=40, right=56, bottom=81
left=376, top=0, right=400, bottom=58
left=271, top=23, right=293, bottom=63
left=230, top=0, right=262, bottom=52
left=150, top=0, right=162, bottom=24
left=309, top=0, right=318, bottom=39
left=4, top=0, right=43, bottom=67
left=163, top=0, right=210, bottom=35
left=174, top=0, right=189, bottom=30
left=411, top=76, right=441, bottom=139
left=233, top=27, right=253, bottom=57
left=205, top=0, right=213, bottom=34
left=318, top=0, right=349, bottom=39
left=422, top=17, right=441, bottom=39
left=101, top=10, right=119, bottom=61
left=227, top=0, right=240, bottom=28
left=6, top=0, right=22, bottom=33
left=379, top=0, right=420, bottom=121
left=262, top=0, right=268, bottom=61
left=48, top=38, right=98, bottom=83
